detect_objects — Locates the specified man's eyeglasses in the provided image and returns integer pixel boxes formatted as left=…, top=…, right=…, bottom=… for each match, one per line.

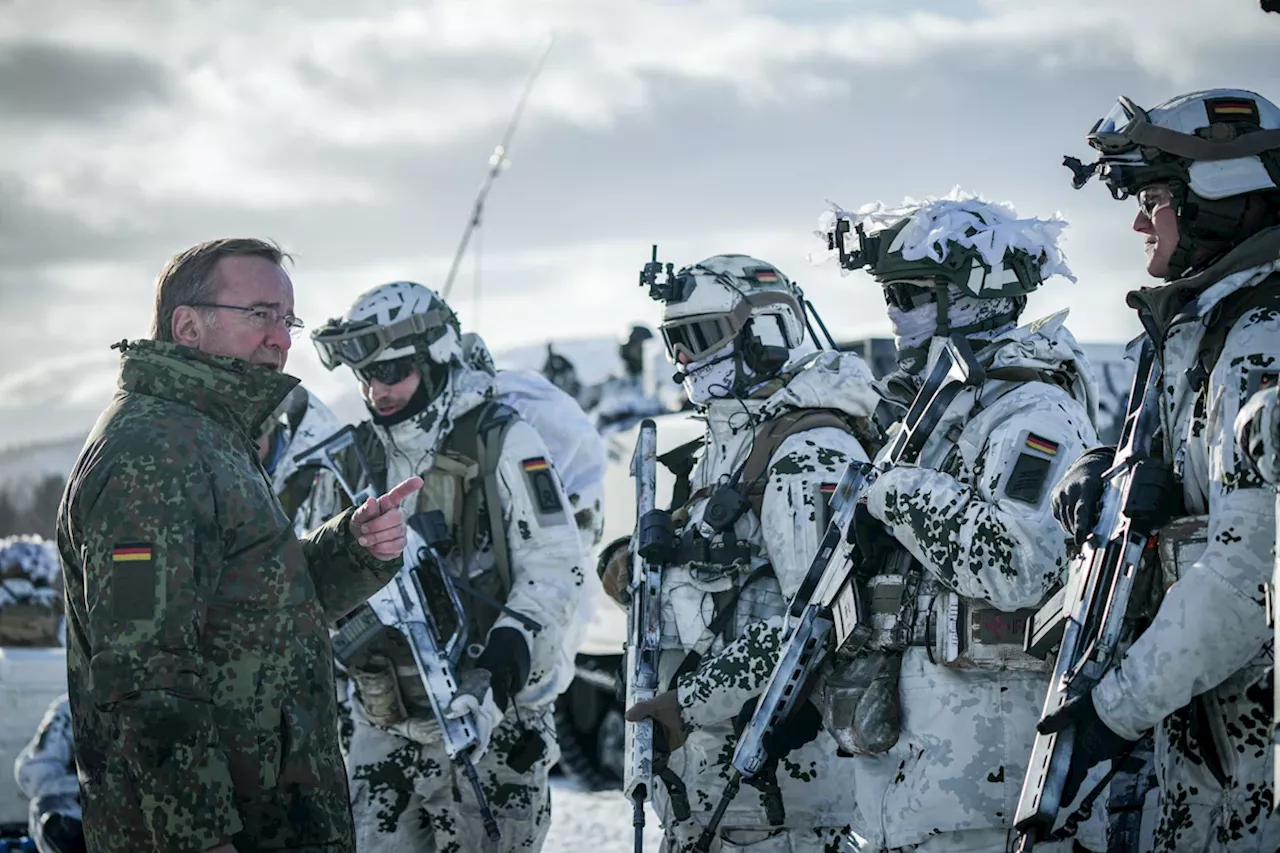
left=356, top=357, right=417, bottom=386
left=191, top=303, right=306, bottom=337
left=1136, top=185, right=1175, bottom=220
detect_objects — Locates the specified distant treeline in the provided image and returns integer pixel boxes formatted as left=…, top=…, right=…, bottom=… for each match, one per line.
left=0, top=475, right=65, bottom=539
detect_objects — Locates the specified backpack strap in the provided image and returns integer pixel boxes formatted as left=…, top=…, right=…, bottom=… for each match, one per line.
left=1187, top=273, right=1280, bottom=393
left=740, top=409, right=872, bottom=519
left=445, top=401, right=521, bottom=602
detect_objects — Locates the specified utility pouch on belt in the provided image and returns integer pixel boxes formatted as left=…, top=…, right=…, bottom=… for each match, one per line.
left=350, top=653, right=409, bottom=727
left=930, top=592, right=1047, bottom=672
left=1155, top=514, right=1210, bottom=590
left=821, top=649, right=902, bottom=755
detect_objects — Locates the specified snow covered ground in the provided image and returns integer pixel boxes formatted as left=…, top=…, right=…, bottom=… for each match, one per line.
left=545, top=778, right=665, bottom=852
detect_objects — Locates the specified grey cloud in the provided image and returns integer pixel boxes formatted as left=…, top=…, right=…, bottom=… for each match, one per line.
left=0, top=39, right=172, bottom=121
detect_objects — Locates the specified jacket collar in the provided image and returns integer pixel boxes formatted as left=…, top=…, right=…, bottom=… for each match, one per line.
left=117, top=339, right=300, bottom=439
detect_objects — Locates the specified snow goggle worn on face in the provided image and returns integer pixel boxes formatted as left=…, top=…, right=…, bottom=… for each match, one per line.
left=660, top=291, right=797, bottom=364
left=311, top=309, right=447, bottom=370
left=356, top=357, right=418, bottom=386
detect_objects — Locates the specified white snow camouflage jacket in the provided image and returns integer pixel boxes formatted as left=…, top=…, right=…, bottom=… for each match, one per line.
left=675, top=313, right=1100, bottom=849
left=1091, top=226, right=1280, bottom=853
left=648, top=350, right=879, bottom=836
left=354, top=363, right=587, bottom=730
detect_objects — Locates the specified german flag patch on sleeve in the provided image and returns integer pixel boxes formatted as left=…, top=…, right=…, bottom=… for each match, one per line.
left=521, top=458, right=567, bottom=523
left=1005, top=432, right=1061, bottom=506
left=110, top=542, right=157, bottom=621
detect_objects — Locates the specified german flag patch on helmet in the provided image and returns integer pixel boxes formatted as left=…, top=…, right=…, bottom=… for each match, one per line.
left=1205, top=97, right=1260, bottom=125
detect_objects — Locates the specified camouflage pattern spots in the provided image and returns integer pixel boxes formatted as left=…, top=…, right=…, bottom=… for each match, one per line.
left=1092, top=252, right=1280, bottom=851
left=57, top=340, right=400, bottom=853
left=348, top=710, right=556, bottom=853
left=14, top=695, right=81, bottom=842
left=650, top=352, right=876, bottom=842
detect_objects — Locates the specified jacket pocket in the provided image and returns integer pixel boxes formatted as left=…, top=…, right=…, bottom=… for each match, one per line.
left=255, top=663, right=283, bottom=791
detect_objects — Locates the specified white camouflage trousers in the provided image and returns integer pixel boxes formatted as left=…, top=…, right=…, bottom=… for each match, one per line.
left=347, top=711, right=555, bottom=853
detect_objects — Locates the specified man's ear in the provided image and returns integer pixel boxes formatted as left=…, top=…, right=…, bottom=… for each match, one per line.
left=172, top=305, right=204, bottom=346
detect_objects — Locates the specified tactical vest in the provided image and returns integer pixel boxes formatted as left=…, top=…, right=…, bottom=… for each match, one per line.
left=663, top=407, right=881, bottom=682
left=345, top=401, right=522, bottom=718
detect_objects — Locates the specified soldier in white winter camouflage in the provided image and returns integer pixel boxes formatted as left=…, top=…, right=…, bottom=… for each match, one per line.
left=604, top=252, right=879, bottom=851
left=1048, top=88, right=1280, bottom=853
left=661, top=193, right=1101, bottom=852
left=311, top=281, right=589, bottom=853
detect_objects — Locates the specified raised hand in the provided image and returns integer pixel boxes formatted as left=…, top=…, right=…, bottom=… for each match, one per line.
left=350, top=476, right=424, bottom=561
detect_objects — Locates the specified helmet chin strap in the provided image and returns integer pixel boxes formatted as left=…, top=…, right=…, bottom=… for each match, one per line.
left=1166, top=186, right=1268, bottom=279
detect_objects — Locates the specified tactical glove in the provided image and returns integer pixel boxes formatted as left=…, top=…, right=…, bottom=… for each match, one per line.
left=38, top=811, right=87, bottom=853
left=476, top=626, right=531, bottom=712
left=850, top=501, right=895, bottom=571
left=1050, top=446, right=1115, bottom=545
left=734, top=696, right=822, bottom=759
left=446, top=669, right=503, bottom=761
left=1037, top=693, right=1136, bottom=806
left=626, top=688, right=690, bottom=751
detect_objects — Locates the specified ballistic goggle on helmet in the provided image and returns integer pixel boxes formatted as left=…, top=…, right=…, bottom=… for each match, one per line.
left=311, top=281, right=460, bottom=372
left=641, top=248, right=807, bottom=365
left=827, top=214, right=1046, bottom=301
left=1065, top=89, right=1280, bottom=200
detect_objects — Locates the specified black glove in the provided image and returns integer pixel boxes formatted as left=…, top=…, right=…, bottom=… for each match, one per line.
left=1050, top=446, right=1115, bottom=546
left=476, top=626, right=531, bottom=713
left=850, top=501, right=895, bottom=571
left=1037, top=694, right=1136, bottom=806
left=751, top=698, right=822, bottom=759
left=38, top=812, right=87, bottom=853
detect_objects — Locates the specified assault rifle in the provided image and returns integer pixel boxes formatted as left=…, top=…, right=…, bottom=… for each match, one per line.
left=623, top=419, right=672, bottom=853
left=291, top=426, right=502, bottom=844
left=1012, top=339, right=1165, bottom=851
left=694, top=336, right=985, bottom=851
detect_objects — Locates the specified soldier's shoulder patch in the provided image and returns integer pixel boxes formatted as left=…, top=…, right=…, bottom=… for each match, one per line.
left=521, top=458, right=566, bottom=524
left=110, top=542, right=157, bottom=620
left=1004, top=432, right=1059, bottom=506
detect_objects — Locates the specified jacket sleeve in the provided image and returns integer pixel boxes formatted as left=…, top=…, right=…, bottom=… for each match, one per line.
left=299, top=505, right=401, bottom=622
left=492, top=420, right=587, bottom=702
left=678, top=425, right=869, bottom=728
left=865, top=384, right=1097, bottom=610
left=77, top=455, right=243, bottom=849
left=1093, top=317, right=1280, bottom=740
left=14, top=695, right=79, bottom=802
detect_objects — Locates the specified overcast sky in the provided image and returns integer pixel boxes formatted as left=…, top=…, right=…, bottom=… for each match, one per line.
left=1, top=0, right=1277, bottom=450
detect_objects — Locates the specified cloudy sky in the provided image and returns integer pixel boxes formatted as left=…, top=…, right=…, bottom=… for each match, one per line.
left=1, top=0, right=1277, bottom=450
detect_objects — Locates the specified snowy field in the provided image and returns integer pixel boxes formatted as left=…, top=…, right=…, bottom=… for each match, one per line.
left=544, top=779, right=664, bottom=852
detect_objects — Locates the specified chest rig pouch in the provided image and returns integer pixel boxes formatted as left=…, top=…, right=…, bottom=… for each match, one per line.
left=928, top=591, right=1047, bottom=672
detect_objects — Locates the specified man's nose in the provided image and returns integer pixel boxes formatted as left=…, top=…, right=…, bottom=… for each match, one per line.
left=265, top=321, right=293, bottom=352
left=1132, top=209, right=1152, bottom=234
